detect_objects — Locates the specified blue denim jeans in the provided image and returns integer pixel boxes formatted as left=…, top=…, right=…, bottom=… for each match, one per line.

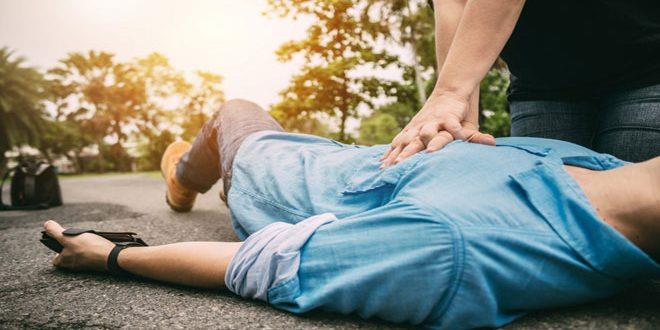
left=175, top=99, right=282, bottom=199
left=175, top=100, right=659, bottom=329
left=510, top=83, right=660, bottom=162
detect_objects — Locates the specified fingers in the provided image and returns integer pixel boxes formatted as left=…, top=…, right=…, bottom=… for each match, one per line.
left=380, top=131, right=403, bottom=161
left=380, top=145, right=403, bottom=169
left=419, top=122, right=441, bottom=146
left=394, top=137, right=425, bottom=165
left=442, top=115, right=465, bottom=141
left=43, top=220, right=65, bottom=243
left=52, top=252, right=77, bottom=270
left=381, top=126, right=420, bottom=168
left=463, top=129, right=496, bottom=146
left=426, top=131, right=455, bottom=152
left=52, top=253, right=63, bottom=267
left=474, top=133, right=496, bottom=146
left=380, top=145, right=393, bottom=161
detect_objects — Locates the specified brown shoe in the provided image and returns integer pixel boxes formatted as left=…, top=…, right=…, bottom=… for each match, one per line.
left=160, top=141, right=197, bottom=212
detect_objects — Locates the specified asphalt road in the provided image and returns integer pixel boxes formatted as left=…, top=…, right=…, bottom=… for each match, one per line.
left=1, top=174, right=658, bottom=329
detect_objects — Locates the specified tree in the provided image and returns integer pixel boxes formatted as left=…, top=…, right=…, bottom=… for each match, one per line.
left=270, top=0, right=512, bottom=142
left=360, top=0, right=436, bottom=105
left=358, top=111, right=399, bottom=145
left=358, top=100, right=416, bottom=144
left=267, top=0, right=399, bottom=142
left=44, top=51, right=226, bottom=173
left=131, top=54, right=225, bottom=169
left=48, top=51, right=147, bottom=171
left=180, top=71, right=225, bottom=141
left=0, top=47, right=47, bottom=169
left=39, top=118, right=93, bottom=172
left=136, top=129, right=175, bottom=171
left=132, top=53, right=187, bottom=141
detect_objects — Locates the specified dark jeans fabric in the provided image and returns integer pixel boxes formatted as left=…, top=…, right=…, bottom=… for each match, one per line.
left=510, top=83, right=660, bottom=162
left=175, top=99, right=283, bottom=195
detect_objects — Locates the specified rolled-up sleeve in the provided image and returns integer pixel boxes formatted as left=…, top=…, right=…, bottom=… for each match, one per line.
left=224, top=213, right=338, bottom=301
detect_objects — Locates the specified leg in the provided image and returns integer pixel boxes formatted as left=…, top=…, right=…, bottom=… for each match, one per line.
left=565, top=157, right=660, bottom=260
left=509, top=99, right=597, bottom=148
left=176, top=98, right=283, bottom=194
left=162, top=99, right=282, bottom=211
left=594, top=83, right=660, bottom=162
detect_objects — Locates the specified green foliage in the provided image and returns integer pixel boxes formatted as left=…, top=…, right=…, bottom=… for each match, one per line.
left=360, top=0, right=436, bottom=104
left=377, top=101, right=418, bottom=129
left=40, top=119, right=93, bottom=171
left=270, top=108, right=332, bottom=137
left=358, top=112, right=399, bottom=145
left=3, top=0, right=513, bottom=174
left=136, top=130, right=176, bottom=171
left=47, top=51, right=145, bottom=171
left=479, top=68, right=510, bottom=137
left=267, top=0, right=401, bottom=142
left=180, top=71, right=225, bottom=141
left=0, top=47, right=47, bottom=167
left=43, top=51, right=225, bottom=173
left=270, top=0, right=511, bottom=143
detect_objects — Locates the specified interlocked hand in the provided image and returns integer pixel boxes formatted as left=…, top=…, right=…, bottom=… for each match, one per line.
left=380, top=91, right=495, bottom=168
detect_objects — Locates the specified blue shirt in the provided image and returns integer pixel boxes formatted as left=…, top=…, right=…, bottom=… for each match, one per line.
left=224, top=131, right=660, bottom=329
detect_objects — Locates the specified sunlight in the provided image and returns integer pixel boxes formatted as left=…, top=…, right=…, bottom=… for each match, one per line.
left=71, top=0, right=142, bottom=24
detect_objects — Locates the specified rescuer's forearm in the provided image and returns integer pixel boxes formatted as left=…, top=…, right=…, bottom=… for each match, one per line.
left=434, top=0, right=525, bottom=99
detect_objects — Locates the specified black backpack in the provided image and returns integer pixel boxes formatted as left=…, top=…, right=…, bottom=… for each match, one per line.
left=0, top=159, right=63, bottom=211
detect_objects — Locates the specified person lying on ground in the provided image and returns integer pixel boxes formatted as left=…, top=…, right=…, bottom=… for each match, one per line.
left=43, top=99, right=660, bottom=329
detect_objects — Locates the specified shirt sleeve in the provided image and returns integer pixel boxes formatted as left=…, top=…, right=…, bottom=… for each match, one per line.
left=224, top=213, right=338, bottom=301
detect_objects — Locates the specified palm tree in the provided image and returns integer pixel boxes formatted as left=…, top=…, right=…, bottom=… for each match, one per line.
left=0, top=47, right=47, bottom=169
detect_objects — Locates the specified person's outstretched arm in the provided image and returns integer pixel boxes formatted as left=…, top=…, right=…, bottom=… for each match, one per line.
left=43, top=220, right=241, bottom=288
left=382, top=0, right=525, bottom=167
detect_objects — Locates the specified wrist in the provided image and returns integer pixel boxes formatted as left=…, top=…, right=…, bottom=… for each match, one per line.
left=432, top=73, right=479, bottom=102
left=429, top=88, right=471, bottom=105
left=107, top=245, right=134, bottom=276
left=111, top=244, right=150, bottom=277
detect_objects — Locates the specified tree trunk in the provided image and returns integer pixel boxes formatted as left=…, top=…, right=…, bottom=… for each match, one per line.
left=0, top=153, right=6, bottom=178
left=339, top=109, right=347, bottom=142
left=413, top=65, right=427, bottom=107
left=407, top=1, right=427, bottom=107
left=96, top=140, right=105, bottom=173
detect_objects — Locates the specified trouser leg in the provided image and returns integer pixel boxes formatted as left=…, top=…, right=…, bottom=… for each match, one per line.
left=595, top=83, right=660, bottom=162
left=509, top=99, right=597, bottom=148
left=176, top=99, right=283, bottom=195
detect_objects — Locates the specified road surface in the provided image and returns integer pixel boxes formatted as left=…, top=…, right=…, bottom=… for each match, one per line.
left=1, top=173, right=658, bottom=328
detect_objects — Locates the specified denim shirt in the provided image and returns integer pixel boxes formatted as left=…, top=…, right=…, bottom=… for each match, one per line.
left=224, top=131, right=660, bottom=329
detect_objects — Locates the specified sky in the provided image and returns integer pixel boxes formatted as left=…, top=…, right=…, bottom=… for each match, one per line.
left=0, top=0, right=312, bottom=108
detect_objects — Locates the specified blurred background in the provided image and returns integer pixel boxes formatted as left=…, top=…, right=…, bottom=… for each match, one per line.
left=0, top=0, right=509, bottom=174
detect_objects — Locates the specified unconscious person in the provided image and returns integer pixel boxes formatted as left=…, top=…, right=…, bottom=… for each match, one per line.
left=43, top=99, right=660, bottom=329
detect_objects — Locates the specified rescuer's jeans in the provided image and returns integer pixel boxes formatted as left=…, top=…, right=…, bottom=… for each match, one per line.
left=510, top=82, right=660, bottom=162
